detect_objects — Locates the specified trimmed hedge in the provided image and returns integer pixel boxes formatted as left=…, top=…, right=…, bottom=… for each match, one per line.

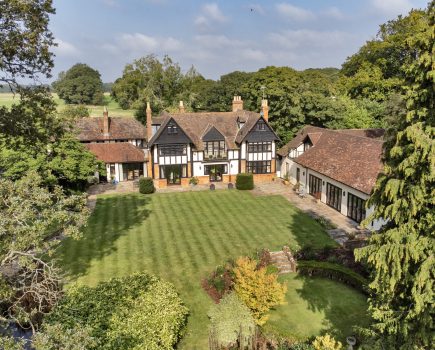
left=44, top=273, right=188, bottom=350
left=236, top=173, right=254, bottom=190
left=139, top=176, right=155, bottom=194
left=297, top=260, right=369, bottom=294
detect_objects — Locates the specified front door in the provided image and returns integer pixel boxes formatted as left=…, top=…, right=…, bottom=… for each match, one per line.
left=309, top=174, right=322, bottom=200
left=205, top=164, right=226, bottom=182
left=296, top=167, right=300, bottom=183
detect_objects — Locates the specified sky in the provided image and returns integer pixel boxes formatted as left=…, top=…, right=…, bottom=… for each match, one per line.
left=50, top=0, right=428, bottom=83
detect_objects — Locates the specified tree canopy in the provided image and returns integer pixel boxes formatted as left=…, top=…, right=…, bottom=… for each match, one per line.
left=0, top=173, right=89, bottom=333
left=0, top=0, right=62, bottom=145
left=53, top=63, right=104, bottom=105
left=355, top=3, right=434, bottom=348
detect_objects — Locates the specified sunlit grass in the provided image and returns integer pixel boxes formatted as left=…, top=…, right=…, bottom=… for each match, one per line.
left=55, top=190, right=368, bottom=349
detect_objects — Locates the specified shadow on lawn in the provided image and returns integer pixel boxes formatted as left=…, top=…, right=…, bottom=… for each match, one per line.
left=56, top=194, right=151, bottom=280
left=294, top=275, right=369, bottom=341
left=285, top=210, right=337, bottom=251
left=285, top=210, right=368, bottom=342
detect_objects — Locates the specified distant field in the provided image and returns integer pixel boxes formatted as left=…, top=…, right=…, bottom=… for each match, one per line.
left=0, top=92, right=136, bottom=118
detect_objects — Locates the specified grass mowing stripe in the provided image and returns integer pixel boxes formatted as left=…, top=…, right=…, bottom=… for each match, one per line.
left=57, top=190, right=354, bottom=349
left=204, top=192, right=247, bottom=258
left=149, top=195, right=167, bottom=276
left=183, top=193, right=221, bottom=266
left=163, top=194, right=192, bottom=275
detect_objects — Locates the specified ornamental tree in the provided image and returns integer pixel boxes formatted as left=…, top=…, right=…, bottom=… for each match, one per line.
left=233, top=257, right=287, bottom=325
left=355, top=3, right=434, bottom=349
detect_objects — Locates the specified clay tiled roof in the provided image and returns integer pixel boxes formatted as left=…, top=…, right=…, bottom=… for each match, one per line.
left=149, top=110, right=265, bottom=150
left=76, top=117, right=146, bottom=141
left=85, top=143, right=146, bottom=163
left=277, top=126, right=325, bottom=157
left=278, top=126, right=385, bottom=194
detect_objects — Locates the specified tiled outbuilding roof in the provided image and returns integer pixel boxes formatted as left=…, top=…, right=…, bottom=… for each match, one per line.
left=278, top=126, right=385, bottom=194
left=76, top=117, right=146, bottom=141
left=85, top=143, right=146, bottom=163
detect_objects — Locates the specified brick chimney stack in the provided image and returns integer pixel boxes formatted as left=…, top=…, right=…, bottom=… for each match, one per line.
left=146, top=102, right=152, bottom=141
left=232, top=96, right=243, bottom=112
left=103, top=106, right=110, bottom=136
left=179, top=100, right=185, bottom=113
left=261, top=99, right=269, bottom=121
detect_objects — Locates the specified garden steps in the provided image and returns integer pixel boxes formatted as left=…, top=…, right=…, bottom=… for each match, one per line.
left=270, top=250, right=297, bottom=274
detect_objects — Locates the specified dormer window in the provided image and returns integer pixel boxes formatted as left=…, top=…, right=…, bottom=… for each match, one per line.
left=258, top=121, right=266, bottom=131
left=168, top=123, right=178, bottom=134
left=237, top=117, right=245, bottom=130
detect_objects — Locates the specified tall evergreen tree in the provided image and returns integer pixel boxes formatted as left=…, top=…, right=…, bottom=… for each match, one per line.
left=355, top=2, right=434, bottom=349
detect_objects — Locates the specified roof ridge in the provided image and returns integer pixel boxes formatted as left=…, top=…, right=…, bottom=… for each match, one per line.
left=326, top=129, right=384, bottom=142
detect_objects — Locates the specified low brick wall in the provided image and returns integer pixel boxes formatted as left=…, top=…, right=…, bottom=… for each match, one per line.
left=253, top=174, right=275, bottom=183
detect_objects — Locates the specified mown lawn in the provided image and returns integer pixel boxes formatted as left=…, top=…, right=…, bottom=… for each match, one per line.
left=264, top=274, right=370, bottom=341
left=0, top=92, right=135, bottom=118
left=55, top=190, right=367, bottom=349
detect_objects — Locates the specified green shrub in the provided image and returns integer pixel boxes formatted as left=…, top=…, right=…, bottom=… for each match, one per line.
left=233, top=257, right=287, bottom=325
left=297, top=260, right=369, bottom=294
left=44, top=273, right=188, bottom=350
left=208, top=292, right=256, bottom=349
left=33, top=324, right=98, bottom=350
left=236, top=173, right=254, bottom=190
left=189, top=176, right=199, bottom=185
left=139, top=176, right=155, bottom=194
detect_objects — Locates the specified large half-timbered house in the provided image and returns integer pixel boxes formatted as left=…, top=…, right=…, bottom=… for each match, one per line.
left=75, top=97, right=280, bottom=188
left=146, top=97, right=280, bottom=187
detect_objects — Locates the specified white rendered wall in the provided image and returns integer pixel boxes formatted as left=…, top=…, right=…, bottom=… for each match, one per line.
left=280, top=156, right=384, bottom=230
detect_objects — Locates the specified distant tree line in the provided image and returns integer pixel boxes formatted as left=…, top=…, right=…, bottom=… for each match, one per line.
left=105, top=9, right=427, bottom=145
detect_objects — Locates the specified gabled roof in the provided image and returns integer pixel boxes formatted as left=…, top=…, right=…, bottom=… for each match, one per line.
left=277, top=126, right=325, bottom=157
left=278, top=126, right=385, bottom=194
left=149, top=110, right=266, bottom=150
left=147, top=116, right=194, bottom=146
left=202, top=125, right=225, bottom=141
left=76, top=117, right=146, bottom=141
left=85, top=143, right=146, bottom=163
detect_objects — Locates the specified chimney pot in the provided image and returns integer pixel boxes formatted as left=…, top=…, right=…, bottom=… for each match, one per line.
left=103, top=107, right=109, bottom=136
left=232, top=95, right=243, bottom=112
left=261, top=99, right=269, bottom=121
left=146, top=102, right=152, bottom=141
left=179, top=100, right=185, bottom=113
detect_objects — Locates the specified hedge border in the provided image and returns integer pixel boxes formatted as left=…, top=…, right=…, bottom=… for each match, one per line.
left=236, top=173, right=254, bottom=190
left=297, top=260, right=369, bottom=295
left=139, top=177, right=155, bottom=194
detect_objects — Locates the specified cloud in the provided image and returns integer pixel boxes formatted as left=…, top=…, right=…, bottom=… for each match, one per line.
left=276, top=3, right=316, bottom=21
left=54, top=39, right=80, bottom=57
left=195, top=3, right=228, bottom=31
left=370, top=0, right=414, bottom=16
left=323, top=7, right=346, bottom=20
left=194, top=35, right=246, bottom=49
left=240, top=48, right=267, bottom=62
left=269, top=29, right=354, bottom=50
left=108, top=33, right=182, bottom=54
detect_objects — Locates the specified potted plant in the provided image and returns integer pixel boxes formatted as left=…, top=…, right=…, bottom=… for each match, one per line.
left=189, top=177, right=199, bottom=186
left=293, top=181, right=300, bottom=192
left=283, top=173, right=290, bottom=185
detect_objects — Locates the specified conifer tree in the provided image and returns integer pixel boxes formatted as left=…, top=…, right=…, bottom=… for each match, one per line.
left=355, top=2, right=434, bottom=349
